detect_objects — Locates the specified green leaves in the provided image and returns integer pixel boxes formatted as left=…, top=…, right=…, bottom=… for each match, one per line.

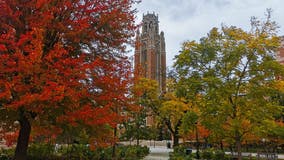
left=180, top=111, right=198, bottom=134
left=174, top=10, right=284, bottom=151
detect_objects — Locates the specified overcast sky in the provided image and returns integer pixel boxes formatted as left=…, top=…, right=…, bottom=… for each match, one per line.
left=133, top=0, right=284, bottom=67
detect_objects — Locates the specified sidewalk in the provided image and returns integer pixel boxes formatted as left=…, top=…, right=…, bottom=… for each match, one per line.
left=143, top=147, right=284, bottom=160
left=224, top=152, right=284, bottom=159
left=144, top=146, right=173, bottom=160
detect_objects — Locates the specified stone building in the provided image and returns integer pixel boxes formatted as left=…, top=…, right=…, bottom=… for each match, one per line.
left=134, top=12, right=166, bottom=94
left=277, top=36, right=284, bottom=64
left=134, top=12, right=166, bottom=126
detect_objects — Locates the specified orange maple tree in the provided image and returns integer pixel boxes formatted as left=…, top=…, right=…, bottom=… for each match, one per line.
left=0, top=0, right=137, bottom=159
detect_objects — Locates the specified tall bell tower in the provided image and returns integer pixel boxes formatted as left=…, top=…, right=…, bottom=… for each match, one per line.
left=134, top=12, right=166, bottom=94
left=277, top=36, right=284, bottom=64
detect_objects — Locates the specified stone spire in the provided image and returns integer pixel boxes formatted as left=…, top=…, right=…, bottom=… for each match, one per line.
left=134, top=12, right=166, bottom=94
left=277, top=36, right=284, bottom=64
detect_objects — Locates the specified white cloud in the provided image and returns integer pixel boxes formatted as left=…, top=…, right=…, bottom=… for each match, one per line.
left=134, top=0, right=284, bottom=67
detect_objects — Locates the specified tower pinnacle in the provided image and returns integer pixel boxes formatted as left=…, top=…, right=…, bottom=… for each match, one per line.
left=134, top=12, right=166, bottom=94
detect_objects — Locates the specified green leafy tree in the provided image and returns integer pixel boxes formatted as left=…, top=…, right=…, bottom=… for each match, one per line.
left=159, top=91, right=188, bottom=147
left=122, top=78, right=160, bottom=145
left=121, top=108, right=149, bottom=145
left=174, top=10, right=284, bottom=159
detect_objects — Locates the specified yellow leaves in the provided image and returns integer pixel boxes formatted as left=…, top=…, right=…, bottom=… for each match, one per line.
left=182, top=40, right=197, bottom=50
left=222, top=118, right=252, bottom=136
left=160, top=93, right=190, bottom=129
left=222, top=26, right=249, bottom=41
left=133, top=77, right=158, bottom=98
left=208, top=27, right=219, bottom=40
left=273, top=80, right=284, bottom=92
left=161, top=100, right=188, bottom=114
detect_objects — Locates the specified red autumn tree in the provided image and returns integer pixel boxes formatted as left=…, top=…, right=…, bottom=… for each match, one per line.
left=58, top=57, right=133, bottom=147
left=0, top=0, right=137, bottom=159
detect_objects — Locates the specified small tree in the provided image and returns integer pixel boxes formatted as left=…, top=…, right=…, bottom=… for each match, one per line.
left=159, top=92, right=188, bottom=147
left=122, top=78, right=160, bottom=145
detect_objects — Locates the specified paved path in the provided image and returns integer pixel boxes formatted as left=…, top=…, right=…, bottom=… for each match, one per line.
left=143, top=147, right=284, bottom=160
left=224, top=152, right=284, bottom=159
left=144, top=147, right=173, bottom=160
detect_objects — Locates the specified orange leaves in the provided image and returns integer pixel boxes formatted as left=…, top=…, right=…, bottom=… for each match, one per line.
left=0, top=0, right=137, bottom=149
left=183, top=124, right=211, bottom=140
left=59, top=103, right=122, bottom=129
left=198, top=125, right=211, bottom=139
left=0, top=82, right=11, bottom=100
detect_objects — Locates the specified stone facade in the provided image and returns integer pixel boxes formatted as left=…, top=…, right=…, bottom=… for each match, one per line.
left=134, top=12, right=166, bottom=95
left=277, top=36, right=284, bottom=64
left=134, top=12, right=166, bottom=126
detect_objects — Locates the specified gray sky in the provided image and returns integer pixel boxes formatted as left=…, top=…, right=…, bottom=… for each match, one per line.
left=133, top=0, right=284, bottom=67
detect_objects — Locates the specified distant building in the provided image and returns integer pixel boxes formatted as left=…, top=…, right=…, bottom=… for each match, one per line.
left=134, top=12, right=166, bottom=126
left=277, top=36, right=284, bottom=64
left=134, top=12, right=166, bottom=94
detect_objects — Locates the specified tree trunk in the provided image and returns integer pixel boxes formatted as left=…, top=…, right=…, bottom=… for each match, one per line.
left=171, top=120, right=182, bottom=147
left=14, top=111, right=32, bottom=160
left=196, top=125, right=200, bottom=159
left=172, top=130, right=179, bottom=147
left=235, top=136, right=242, bottom=160
left=112, top=127, right=117, bottom=159
left=220, top=140, right=224, bottom=150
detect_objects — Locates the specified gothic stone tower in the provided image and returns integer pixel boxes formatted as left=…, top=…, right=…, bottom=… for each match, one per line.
left=277, top=36, right=284, bottom=64
left=134, top=12, right=166, bottom=94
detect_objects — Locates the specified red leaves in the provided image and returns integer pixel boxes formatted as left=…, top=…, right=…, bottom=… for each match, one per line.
left=59, top=104, right=119, bottom=128
left=0, top=82, right=11, bottom=100
left=3, top=131, right=19, bottom=147
left=0, top=0, right=137, bottom=149
left=0, top=44, right=7, bottom=51
left=31, top=125, right=62, bottom=143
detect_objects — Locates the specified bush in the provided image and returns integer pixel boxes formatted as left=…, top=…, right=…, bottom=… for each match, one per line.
left=214, top=150, right=226, bottom=160
left=170, top=153, right=193, bottom=160
left=170, top=146, right=230, bottom=160
left=27, top=143, right=55, bottom=159
left=0, top=148, right=14, bottom=160
left=173, top=145, right=187, bottom=155
left=0, top=144, right=149, bottom=160
left=60, top=144, right=98, bottom=160
left=201, top=149, right=214, bottom=160
left=59, top=144, right=149, bottom=160
left=170, top=146, right=193, bottom=160
left=123, top=145, right=149, bottom=160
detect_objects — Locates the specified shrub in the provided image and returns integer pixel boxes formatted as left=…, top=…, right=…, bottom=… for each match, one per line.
left=201, top=149, right=214, bottom=160
left=0, top=144, right=149, bottom=160
left=27, top=143, right=55, bottom=159
left=173, top=145, right=187, bottom=155
left=123, top=145, right=149, bottom=160
left=214, top=150, right=226, bottom=160
left=0, top=148, right=14, bottom=160
left=170, top=146, right=193, bottom=160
